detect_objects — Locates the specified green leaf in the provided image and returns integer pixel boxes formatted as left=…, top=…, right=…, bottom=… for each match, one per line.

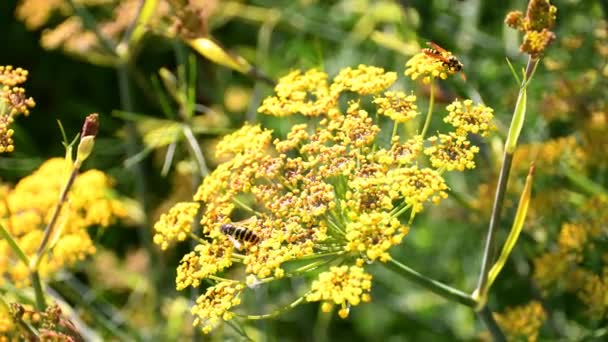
left=505, top=85, right=527, bottom=154
left=484, top=164, right=535, bottom=296
left=127, top=0, right=160, bottom=49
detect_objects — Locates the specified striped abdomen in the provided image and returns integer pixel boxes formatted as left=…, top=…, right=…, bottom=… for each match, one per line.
left=220, top=223, right=261, bottom=244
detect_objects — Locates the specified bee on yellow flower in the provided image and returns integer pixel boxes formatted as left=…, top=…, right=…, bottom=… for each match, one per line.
left=154, top=63, right=495, bottom=334
left=405, top=42, right=465, bottom=83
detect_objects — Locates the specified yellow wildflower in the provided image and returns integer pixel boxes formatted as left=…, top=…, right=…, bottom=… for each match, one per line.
left=373, top=91, right=419, bottom=123
left=345, top=211, right=409, bottom=262
left=0, top=157, right=126, bottom=286
left=567, top=268, right=608, bottom=321
left=404, top=52, right=448, bottom=83
left=306, top=266, right=372, bottom=318
left=258, top=69, right=338, bottom=116
left=191, top=281, right=244, bottom=334
left=154, top=64, right=492, bottom=331
left=0, top=66, right=36, bottom=153
left=425, top=133, right=480, bottom=171
left=176, top=241, right=234, bottom=290
left=494, top=301, right=547, bottom=342
left=557, top=223, right=587, bottom=256
left=153, top=201, right=200, bottom=250
left=331, top=65, right=397, bottom=95
left=375, top=135, right=423, bottom=166
left=388, top=166, right=449, bottom=215
left=444, top=99, right=495, bottom=136
left=532, top=251, right=571, bottom=289
left=512, top=136, right=585, bottom=175
left=215, top=123, right=273, bottom=158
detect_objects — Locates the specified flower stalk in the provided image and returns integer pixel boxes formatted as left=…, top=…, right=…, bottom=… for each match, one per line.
left=386, top=257, right=477, bottom=307
left=420, top=81, right=435, bottom=139
left=475, top=57, right=538, bottom=300
left=29, top=114, right=99, bottom=310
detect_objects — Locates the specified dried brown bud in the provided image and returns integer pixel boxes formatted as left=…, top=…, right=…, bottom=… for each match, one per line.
left=526, top=0, right=557, bottom=31
left=505, top=0, right=557, bottom=58
left=81, top=113, right=99, bottom=138
left=505, top=11, right=524, bottom=30
left=76, top=113, right=99, bottom=166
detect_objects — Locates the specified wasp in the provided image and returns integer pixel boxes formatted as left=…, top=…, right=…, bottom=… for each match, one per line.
left=422, top=42, right=465, bottom=78
left=220, top=218, right=261, bottom=249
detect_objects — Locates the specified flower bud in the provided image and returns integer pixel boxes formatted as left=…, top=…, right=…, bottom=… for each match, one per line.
left=75, top=113, right=99, bottom=167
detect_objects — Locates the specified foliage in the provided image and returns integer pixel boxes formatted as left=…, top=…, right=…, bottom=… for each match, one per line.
left=0, top=0, right=606, bottom=341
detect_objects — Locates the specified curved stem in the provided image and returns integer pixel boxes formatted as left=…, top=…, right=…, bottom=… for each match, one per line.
left=240, top=294, right=308, bottom=320
left=385, top=257, right=477, bottom=307
left=182, top=124, right=210, bottom=177
left=420, top=80, right=435, bottom=139
left=0, top=224, right=29, bottom=265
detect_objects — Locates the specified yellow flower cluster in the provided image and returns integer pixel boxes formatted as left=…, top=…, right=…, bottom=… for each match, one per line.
left=0, top=158, right=126, bottom=286
left=494, top=301, right=547, bottom=342
left=512, top=136, right=586, bottom=175
left=505, top=0, right=557, bottom=58
left=404, top=53, right=448, bottom=83
left=404, top=44, right=464, bottom=84
left=373, top=91, right=419, bottom=123
left=425, top=133, right=480, bottom=171
left=154, top=63, right=494, bottom=333
left=532, top=196, right=608, bottom=320
left=153, top=202, right=200, bottom=250
left=444, top=99, right=495, bottom=137
left=16, top=0, right=172, bottom=59
left=568, top=267, right=608, bottom=320
left=191, top=281, right=244, bottom=334
left=306, top=265, right=372, bottom=319
left=0, top=66, right=36, bottom=153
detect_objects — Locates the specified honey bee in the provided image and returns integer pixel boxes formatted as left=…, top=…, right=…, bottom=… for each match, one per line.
left=220, top=218, right=261, bottom=248
left=422, top=42, right=465, bottom=78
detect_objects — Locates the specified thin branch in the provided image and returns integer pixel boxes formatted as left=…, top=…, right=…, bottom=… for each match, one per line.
left=477, top=306, right=507, bottom=342
left=475, top=57, right=536, bottom=298
left=386, top=257, right=477, bottom=308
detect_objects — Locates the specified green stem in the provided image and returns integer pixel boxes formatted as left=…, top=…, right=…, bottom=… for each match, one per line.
left=420, top=80, right=435, bottom=139
left=0, top=224, right=29, bottom=265
left=117, top=64, right=163, bottom=325
left=240, top=294, right=307, bottom=320
left=386, top=257, right=477, bottom=307
left=232, top=197, right=261, bottom=215
left=477, top=306, right=506, bottom=342
left=31, top=272, right=46, bottom=311
left=391, top=120, right=399, bottom=140
left=314, top=303, right=332, bottom=342
left=35, top=166, right=78, bottom=259
left=475, top=153, right=513, bottom=298
left=29, top=164, right=79, bottom=311
left=476, top=57, right=536, bottom=298
left=182, top=124, right=209, bottom=177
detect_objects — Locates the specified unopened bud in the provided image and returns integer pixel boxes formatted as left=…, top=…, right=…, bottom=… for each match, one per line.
left=75, top=113, right=99, bottom=167
left=81, top=113, right=99, bottom=138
